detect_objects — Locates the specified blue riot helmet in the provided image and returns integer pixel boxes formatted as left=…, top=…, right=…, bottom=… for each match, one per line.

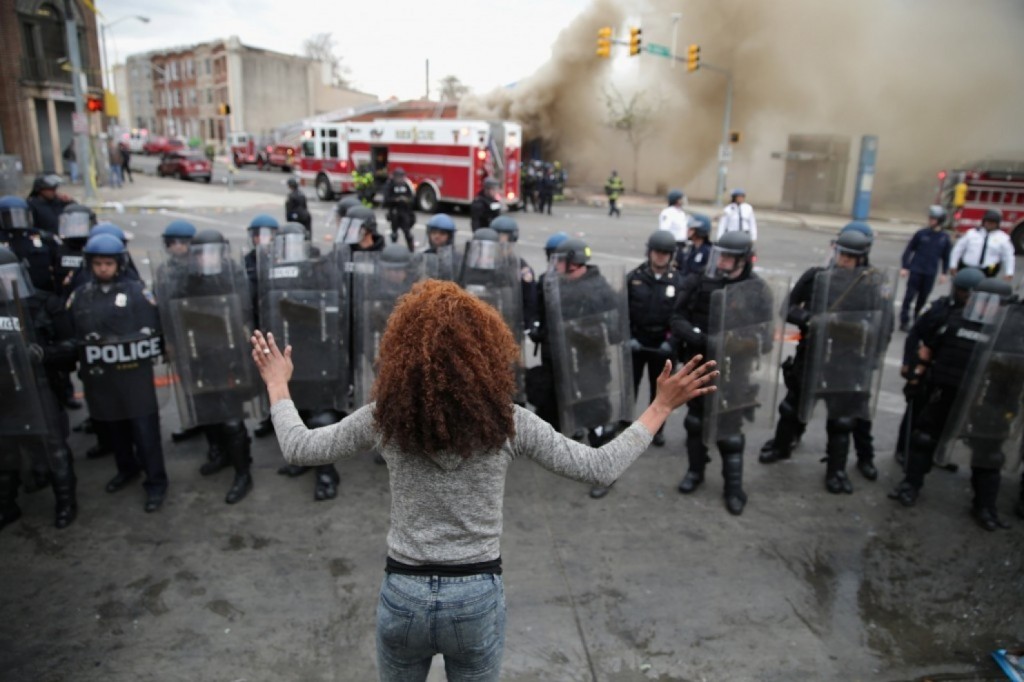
left=0, top=246, right=35, bottom=298
left=82, top=233, right=127, bottom=277
left=58, top=204, right=95, bottom=241
left=162, top=219, right=197, bottom=253
left=248, top=213, right=279, bottom=246
left=667, top=189, right=685, bottom=206
left=952, top=267, right=985, bottom=292
left=730, top=188, right=746, bottom=201
left=490, top=216, right=519, bottom=243
left=0, top=195, right=31, bottom=231
left=554, top=237, right=591, bottom=267
left=544, top=231, right=569, bottom=258
left=839, top=220, right=874, bottom=246
left=91, top=222, right=129, bottom=244
left=425, top=213, right=456, bottom=248
left=687, top=213, right=711, bottom=238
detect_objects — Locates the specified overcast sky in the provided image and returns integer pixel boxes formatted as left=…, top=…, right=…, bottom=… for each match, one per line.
left=97, top=0, right=593, bottom=100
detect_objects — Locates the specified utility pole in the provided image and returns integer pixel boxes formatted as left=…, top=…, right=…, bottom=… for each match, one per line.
left=425, top=59, right=430, bottom=100
left=670, top=13, right=681, bottom=69
left=64, top=0, right=95, bottom=201
left=705, top=65, right=734, bottom=208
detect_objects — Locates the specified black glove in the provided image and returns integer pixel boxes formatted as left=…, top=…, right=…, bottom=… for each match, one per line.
left=27, top=342, right=45, bottom=364
left=528, top=323, right=545, bottom=344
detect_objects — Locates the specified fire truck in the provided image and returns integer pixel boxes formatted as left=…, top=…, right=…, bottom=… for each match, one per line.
left=935, top=161, right=1024, bottom=253
left=294, top=119, right=522, bottom=212
left=264, top=143, right=298, bottom=172
left=227, top=132, right=266, bottom=168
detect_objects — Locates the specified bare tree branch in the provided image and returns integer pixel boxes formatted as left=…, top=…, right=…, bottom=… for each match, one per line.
left=437, top=75, right=471, bottom=102
left=302, top=33, right=352, bottom=89
left=604, top=85, right=659, bottom=191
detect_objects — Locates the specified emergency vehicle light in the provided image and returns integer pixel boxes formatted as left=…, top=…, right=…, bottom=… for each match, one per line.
left=938, top=171, right=947, bottom=180
left=303, top=130, right=313, bottom=138
left=477, top=151, right=487, bottom=160
left=507, top=192, right=516, bottom=200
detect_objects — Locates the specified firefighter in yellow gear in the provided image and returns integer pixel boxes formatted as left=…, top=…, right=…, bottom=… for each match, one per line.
left=605, top=170, right=624, bottom=217
left=353, top=164, right=376, bottom=207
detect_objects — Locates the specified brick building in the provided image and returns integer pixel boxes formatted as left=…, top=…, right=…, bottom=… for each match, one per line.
left=0, top=0, right=104, bottom=175
left=124, top=36, right=378, bottom=147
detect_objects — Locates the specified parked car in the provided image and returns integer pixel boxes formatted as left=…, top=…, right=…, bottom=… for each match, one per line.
left=144, top=136, right=186, bottom=156
left=157, top=150, right=212, bottom=182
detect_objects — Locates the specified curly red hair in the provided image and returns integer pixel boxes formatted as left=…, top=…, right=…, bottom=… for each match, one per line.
left=372, top=279, right=519, bottom=458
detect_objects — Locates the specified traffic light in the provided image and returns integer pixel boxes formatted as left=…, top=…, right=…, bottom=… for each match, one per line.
left=218, top=103, right=231, bottom=116
left=596, top=27, right=612, bottom=58
left=628, top=27, right=643, bottom=56
left=86, top=94, right=104, bottom=113
left=686, top=44, right=701, bottom=72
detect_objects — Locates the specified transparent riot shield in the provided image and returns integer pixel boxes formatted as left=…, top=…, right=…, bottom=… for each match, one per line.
left=544, top=264, right=634, bottom=437
left=351, top=251, right=426, bottom=407
left=0, top=290, right=48, bottom=438
left=704, top=276, right=789, bottom=446
left=156, top=244, right=259, bottom=429
left=261, top=248, right=348, bottom=413
left=459, top=240, right=526, bottom=403
left=935, top=303, right=1024, bottom=472
left=799, top=266, right=895, bottom=422
left=424, top=245, right=457, bottom=282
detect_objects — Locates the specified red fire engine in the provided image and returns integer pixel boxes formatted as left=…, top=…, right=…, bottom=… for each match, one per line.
left=935, top=161, right=1024, bottom=253
left=228, top=132, right=265, bottom=168
left=294, top=119, right=522, bottom=212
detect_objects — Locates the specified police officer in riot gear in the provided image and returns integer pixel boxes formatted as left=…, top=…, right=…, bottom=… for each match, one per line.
left=25, top=175, right=74, bottom=233
left=759, top=227, right=894, bottom=493
left=890, top=278, right=1020, bottom=531
left=470, top=178, right=501, bottom=231
left=628, top=230, right=684, bottom=447
left=285, top=177, right=312, bottom=239
left=383, top=168, right=416, bottom=251
left=424, top=213, right=456, bottom=253
left=329, top=197, right=362, bottom=242
left=490, top=216, right=539, bottom=332
left=160, top=229, right=257, bottom=504
left=1, top=195, right=60, bottom=293
left=65, top=222, right=143, bottom=294
left=68, top=233, right=168, bottom=512
left=0, top=246, right=79, bottom=529
left=894, top=267, right=985, bottom=466
left=670, top=231, right=773, bottom=514
left=261, top=223, right=345, bottom=500
left=244, top=214, right=279, bottom=439
left=55, top=204, right=96, bottom=297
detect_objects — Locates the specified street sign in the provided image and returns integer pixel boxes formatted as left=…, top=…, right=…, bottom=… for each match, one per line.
left=647, top=43, right=672, bottom=57
left=718, top=144, right=733, bottom=162
left=72, top=113, right=86, bottom=134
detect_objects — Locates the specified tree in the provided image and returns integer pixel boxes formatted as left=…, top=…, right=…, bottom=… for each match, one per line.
left=303, top=33, right=352, bottom=88
left=604, top=86, right=658, bottom=192
left=437, top=75, right=470, bottom=102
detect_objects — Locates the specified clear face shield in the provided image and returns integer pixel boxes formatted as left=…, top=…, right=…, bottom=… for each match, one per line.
left=829, top=244, right=863, bottom=269
left=465, top=240, right=499, bottom=271
left=0, top=207, right=30, bottom=231
left=337, top=217, right=368, bottom=245
left=379, top=259, right=412, bottom=288
left=59, top=211, right=92, bottom=240
left=704, top=247, right=746, bottom=280
left=189, top=242, right=228, bottom=276
left=962, top=291, right=1004, bottom=326
left=273, top=232, right=309, bottom=263
left=0, top=262, right=35, bottom=299
left=249, top=227, right=276, bottom=248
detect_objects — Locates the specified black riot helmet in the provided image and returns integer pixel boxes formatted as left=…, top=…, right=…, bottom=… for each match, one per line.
left=274, top=223, right=309, bottom=263
left=833, top=229, right=872, bottom=266
left=286, top=177, right=299, bottom=189
left=338, top=205, right=378, bottom=245
left=707, top=231, right=754, bottom=279
left=58, top=204, right=96, bottom=242
left=380, top=242, right=412, bottom=265
left=189, top=229, right=230, bottom=276
left=647, top=229, right=677, bottom=254
left=555, top=237, right=591, bottom=267
left=334, top=196, right=362, bottom=218
left=0, top=245, right=35, bottom=298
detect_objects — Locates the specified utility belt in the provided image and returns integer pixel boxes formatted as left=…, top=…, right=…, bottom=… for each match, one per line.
left=959, top=259, right=1000, bottom=277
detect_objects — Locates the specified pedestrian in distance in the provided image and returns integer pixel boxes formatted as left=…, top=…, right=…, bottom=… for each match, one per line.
left=119, top=141, right=134, bottom=183
left=658, top=189, right=688, bottom=252
left=605, top=170, right=624, bottom=217
left=899, top=205, right=952, bottom=331
left=948, top=209, right=1014, bottom=282
left=108, top=140, right=124, bottom=188
left=250, top=279, right=718, bottom=682
left=285, top=177, right=312, bottom=240
left=716, top=188, right=758, bottom=242
left=62, top=141, right=79, bottom=184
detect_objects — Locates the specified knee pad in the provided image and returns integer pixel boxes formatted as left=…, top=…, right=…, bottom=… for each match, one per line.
left=717, top=434, right=745, bottom=456
left=684, top=413, right=703, bottom=437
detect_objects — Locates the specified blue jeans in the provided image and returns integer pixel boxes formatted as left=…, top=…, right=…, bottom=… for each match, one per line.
left=376, top=573, right=505, bottom=682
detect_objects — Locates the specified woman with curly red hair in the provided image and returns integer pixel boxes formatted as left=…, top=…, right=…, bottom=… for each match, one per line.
left=250, top=279, right=716, bottom=682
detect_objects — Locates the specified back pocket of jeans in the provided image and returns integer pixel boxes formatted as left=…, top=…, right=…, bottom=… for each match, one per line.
left=453, top=600, right=500, bottom=655
left=377, top=591, right=415, bottom=650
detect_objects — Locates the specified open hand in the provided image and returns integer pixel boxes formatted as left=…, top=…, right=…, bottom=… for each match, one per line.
left=654, top=355, right=718, bottom=410
left=250, top=330, right=293, bottom=390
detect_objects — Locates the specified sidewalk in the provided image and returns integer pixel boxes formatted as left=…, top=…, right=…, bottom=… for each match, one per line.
left=69, top=171, right=282, bottom=214
left=568, top=188, right=924, bottom=238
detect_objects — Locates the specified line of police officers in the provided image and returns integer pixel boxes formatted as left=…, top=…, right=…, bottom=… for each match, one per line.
left=2, top=186, right=1021, bottom=533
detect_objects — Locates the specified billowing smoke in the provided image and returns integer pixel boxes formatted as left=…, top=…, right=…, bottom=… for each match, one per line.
left=462, top=0, right=1024, bottom=211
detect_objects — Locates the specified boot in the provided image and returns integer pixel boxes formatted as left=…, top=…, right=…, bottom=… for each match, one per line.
left=589, top=482, right=613, bottom=499
left=680, top=413, right=707, bottom=493
left=971, top=507, right=1009, bottom=532
left=0, top=472, right=23, bottom=532
left=856, top=458, right=878, bottom=481
left=225, top=472, right=253, bottom=505
left=51, top=454, right=78, bottom=529
left=888, top=480, right=919, bottom=507
left=677, top=470, right=704, bottom=494
left=824, top=419, right=854, bottom=494
left=314, top=465, right=340, bottom=501
left=852, top=420, right=877, bottom=480
left=199, top=442, right=230, bottom=477
left=223, top=422, right=253, bottom=505
left=171, top=425, right=202, bottom=443
left=970, top=467, right=1007, bottom=531
left=722, top=453, right=747, bottom=516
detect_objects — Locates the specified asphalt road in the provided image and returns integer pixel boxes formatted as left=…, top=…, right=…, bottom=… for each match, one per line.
left=2, top=159, right=1022, bottom=681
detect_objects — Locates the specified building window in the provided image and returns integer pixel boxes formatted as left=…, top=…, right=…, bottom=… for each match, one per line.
left=169, top=60, right=178, bottom=81
left=205, top=59, right=212, bottom=75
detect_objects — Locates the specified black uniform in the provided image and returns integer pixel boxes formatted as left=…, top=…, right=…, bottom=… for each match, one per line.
left=8, top=228, right=60, bottom=293
left=68, top=276, right=167, bottom=501
left=285, top=189, right=312, bottom=239
left=0, top=287, right=79, bottom=529
left=627, top=261, right=683, bottom=405
left=536, top=172, right=555, bottom=215
left=26, top=194, right=73, bottom=234
left=470, top=190, right=500, bottom=231
left=383, top=178, right=416, bottom=251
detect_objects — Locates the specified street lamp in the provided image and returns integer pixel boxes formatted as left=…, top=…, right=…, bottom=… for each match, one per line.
left=100, top=15, right=150, bottom=96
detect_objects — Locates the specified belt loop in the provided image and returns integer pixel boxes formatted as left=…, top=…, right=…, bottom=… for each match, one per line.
left=431, top=575, right=439, bottom=593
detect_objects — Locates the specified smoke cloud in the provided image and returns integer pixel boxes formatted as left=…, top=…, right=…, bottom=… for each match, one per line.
left=461, top=0, right=1024, bottom=211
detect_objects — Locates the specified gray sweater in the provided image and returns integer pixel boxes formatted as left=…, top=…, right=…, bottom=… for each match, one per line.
left=271, top=401, right=653, bottom=566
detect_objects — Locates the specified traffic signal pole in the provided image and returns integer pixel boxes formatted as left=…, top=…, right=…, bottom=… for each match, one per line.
left=64, top=0, right=95, bottom=201
left=702, top=64, right=734, bottom=208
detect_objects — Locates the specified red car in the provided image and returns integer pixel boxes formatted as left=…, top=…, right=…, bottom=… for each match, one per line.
left=144, top=136, right=186, bottom=156
left=157, top=150, right=212, bottom=182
